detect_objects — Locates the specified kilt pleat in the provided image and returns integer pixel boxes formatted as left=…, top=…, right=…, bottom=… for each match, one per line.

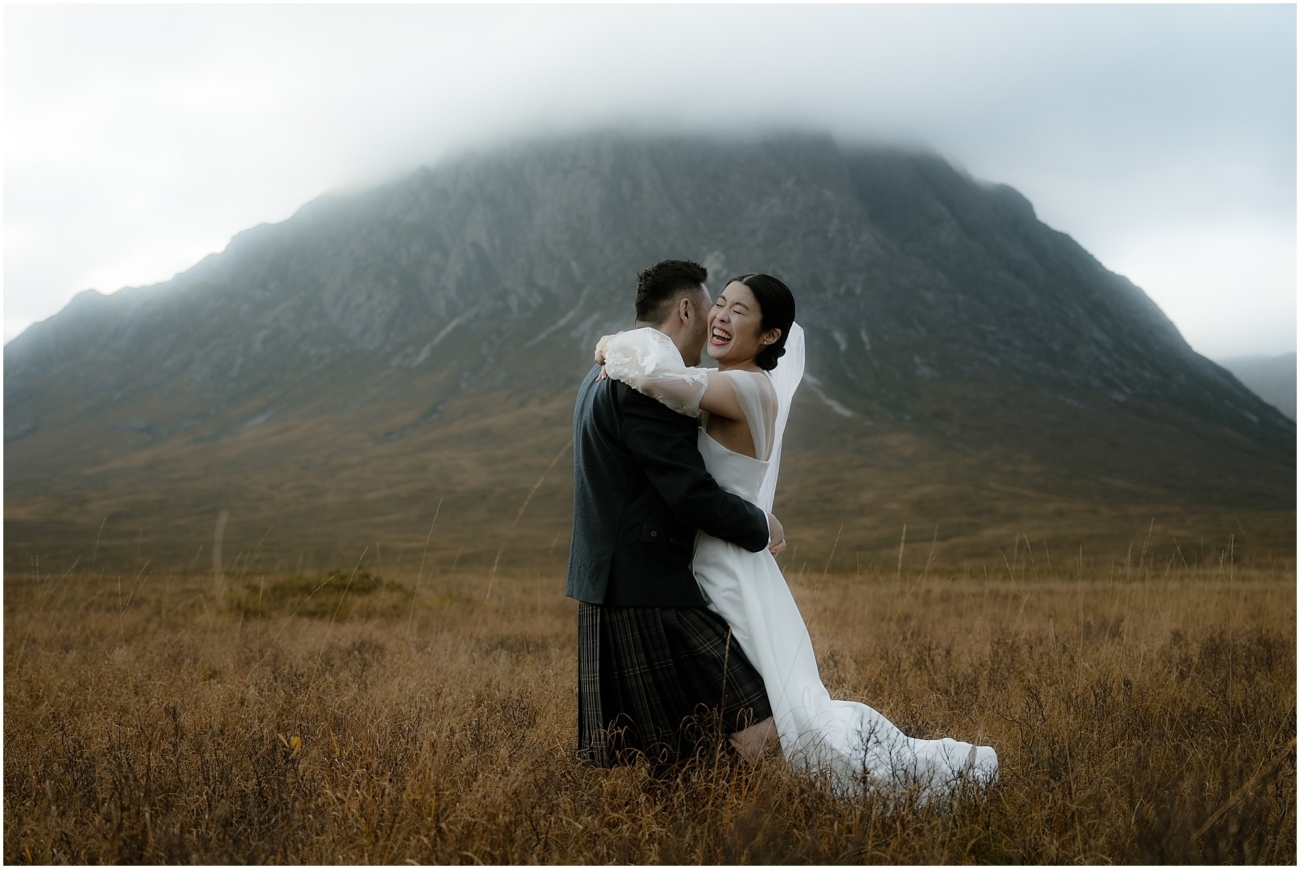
left=577, top=602, right=772, bottom=767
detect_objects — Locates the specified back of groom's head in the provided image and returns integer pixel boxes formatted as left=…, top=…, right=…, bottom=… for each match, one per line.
left=635, top=260, right=708, bottom=325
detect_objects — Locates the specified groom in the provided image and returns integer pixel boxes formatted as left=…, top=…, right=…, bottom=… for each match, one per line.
left=566, top=259, right=780, bottom=768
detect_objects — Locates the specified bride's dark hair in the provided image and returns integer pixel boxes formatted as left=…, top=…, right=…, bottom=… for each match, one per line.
left=728, top=273, right=795, bottom=371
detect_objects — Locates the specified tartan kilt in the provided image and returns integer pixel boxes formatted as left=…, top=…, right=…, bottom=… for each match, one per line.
left=577, top=602, right=773, bottom=768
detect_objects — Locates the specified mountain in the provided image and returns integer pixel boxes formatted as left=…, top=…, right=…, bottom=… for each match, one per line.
left=5, top=133, right=1294, bottom=576
left=1217, top=353, right=1296, bottom=421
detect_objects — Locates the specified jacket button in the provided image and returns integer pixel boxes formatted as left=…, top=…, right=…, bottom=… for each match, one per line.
left=650, top=530, right=658, bottom=538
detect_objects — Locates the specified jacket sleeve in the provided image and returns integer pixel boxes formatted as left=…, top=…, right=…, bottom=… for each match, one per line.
left=618, top=384, right=770, bottom=553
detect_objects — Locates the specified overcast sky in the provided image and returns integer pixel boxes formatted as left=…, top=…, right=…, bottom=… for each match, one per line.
left=5, top=4, right=1296, bottom=359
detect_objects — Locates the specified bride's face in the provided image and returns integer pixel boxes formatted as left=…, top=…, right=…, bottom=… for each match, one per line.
left=707, top=281, right=778, bottom=368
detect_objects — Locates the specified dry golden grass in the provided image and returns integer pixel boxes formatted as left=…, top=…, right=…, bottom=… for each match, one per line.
left=4, top=548, right=1295, bottom=864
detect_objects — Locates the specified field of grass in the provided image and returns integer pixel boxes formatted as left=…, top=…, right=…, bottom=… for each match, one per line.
left=4, top=543, right=1295, bottom=863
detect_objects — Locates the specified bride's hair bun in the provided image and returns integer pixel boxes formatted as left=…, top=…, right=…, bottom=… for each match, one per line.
left=728, top=273, right=796, bottom=371
left=757, top=343, right=787, bottom=371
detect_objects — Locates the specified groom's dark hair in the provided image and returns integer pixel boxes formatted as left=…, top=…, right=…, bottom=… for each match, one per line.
left=635, top=260, right=708, bottom=325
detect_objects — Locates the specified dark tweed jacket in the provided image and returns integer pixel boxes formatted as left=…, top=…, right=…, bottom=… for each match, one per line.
left=565, top=364, right=770, bottom=608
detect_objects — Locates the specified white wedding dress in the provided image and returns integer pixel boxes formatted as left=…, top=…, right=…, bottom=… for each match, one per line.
left=603, top=325, right=998, bottom=798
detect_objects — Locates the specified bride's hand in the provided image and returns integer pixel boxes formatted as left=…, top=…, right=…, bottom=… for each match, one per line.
left=594, top=332, right=623, bottom=365
left=767, top=514, right=786, bottom=556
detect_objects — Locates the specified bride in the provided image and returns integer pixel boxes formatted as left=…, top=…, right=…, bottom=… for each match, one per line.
left=596, top=273, right=998, bottom=798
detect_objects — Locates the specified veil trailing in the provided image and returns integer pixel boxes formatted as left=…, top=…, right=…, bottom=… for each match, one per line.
left=757, top=321, right=804, bottom=514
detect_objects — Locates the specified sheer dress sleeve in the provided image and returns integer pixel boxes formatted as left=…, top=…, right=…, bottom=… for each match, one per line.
left=715, top=370, right=778, bottom=462
left=604, top=330, right=782, bottom=464
left=602, top=328, right=710, bottom=418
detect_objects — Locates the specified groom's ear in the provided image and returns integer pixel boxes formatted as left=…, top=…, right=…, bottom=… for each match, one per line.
left=677, top=295, right=694, bottom=322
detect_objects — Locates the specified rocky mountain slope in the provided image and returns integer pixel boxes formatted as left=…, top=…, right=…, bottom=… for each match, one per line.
left=6, top=133, right=1293, bottom=575
left=1217, top=353, right=1296, bottom=420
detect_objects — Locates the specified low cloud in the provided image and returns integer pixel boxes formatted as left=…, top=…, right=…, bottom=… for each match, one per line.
left=5, top=4, right=1294, bottom=355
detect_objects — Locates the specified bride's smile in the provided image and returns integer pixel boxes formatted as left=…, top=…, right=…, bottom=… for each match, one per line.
left=708, top=282, right=782, bottom=370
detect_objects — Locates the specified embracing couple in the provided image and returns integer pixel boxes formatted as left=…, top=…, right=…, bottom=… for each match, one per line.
left=565, top=260, right=997, bottom=796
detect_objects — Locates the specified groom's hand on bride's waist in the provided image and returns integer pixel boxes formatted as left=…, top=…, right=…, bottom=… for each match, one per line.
left=767, top=514, right=787, bottom=556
